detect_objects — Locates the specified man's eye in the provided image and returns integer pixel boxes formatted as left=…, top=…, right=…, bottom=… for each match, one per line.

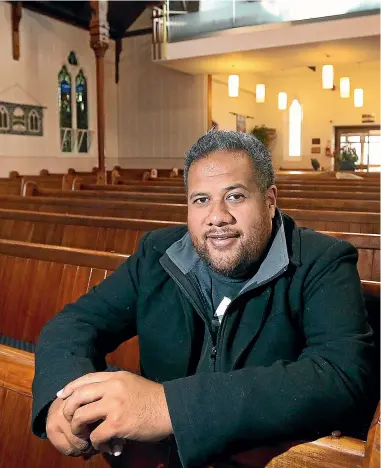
left=194, top=197, right=209, bottom=204
left=227, top=193, right=245, bottom=201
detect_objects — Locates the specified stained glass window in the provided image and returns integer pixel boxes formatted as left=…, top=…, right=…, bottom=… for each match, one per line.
left=76, top=69, right=88, bottom=153
left=58, top=65, right=72, bottom=152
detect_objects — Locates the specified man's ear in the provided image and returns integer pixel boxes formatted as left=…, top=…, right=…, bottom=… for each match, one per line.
left=266, top=185, right=277, bottom=218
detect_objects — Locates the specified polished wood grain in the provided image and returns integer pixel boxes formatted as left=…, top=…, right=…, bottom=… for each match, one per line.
left=0, top=242, right=135, bottom=370
left=0, top=344, right=34, bottom=395
left=0, top=178, right=22, bottom=195
left=276, top=183, right=380, bottom=193
left=363, top=402, right=380, bottom=468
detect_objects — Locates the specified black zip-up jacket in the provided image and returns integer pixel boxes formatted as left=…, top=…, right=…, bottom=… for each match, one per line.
left=32, top=213, right=374, bottom=467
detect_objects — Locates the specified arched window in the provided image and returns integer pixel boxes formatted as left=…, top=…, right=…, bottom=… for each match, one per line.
left=58, top=65, right=72, bottom=152
left=28, top=109, right=40, bottom=132
left=289, top=99, right=302, bottom=157
left=76, top=69, right=88, bottom=153
left=0, top=106, right=9, bottom=130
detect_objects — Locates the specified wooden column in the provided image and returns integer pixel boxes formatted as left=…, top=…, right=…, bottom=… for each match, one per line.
left=207, top=74, right=213, bottom=130
left=89, top=0, right=110, bottom=172
left=11, top=2, right=22, bottom=61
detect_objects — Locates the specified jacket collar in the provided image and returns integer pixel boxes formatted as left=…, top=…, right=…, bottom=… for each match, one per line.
left=163, top=209, right=301, bottom=286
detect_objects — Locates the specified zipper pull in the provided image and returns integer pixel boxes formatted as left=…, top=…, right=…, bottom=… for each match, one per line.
left=210, top=346, right=217, bottom=371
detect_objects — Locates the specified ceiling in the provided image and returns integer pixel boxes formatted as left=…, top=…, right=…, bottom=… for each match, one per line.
left=22, top=1, right=153, bottom=39
left=163, top=35, right=380, bottom=76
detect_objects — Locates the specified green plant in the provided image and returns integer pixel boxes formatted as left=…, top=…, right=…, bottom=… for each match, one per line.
left=311, top=158, right=320, bottom=171
left=251, top=125, right=276, bottom=148
left=335, top=146, right=359, bottom=170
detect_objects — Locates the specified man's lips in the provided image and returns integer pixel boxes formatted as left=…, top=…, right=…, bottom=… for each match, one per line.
left=206, top=233, right=240, bottom=249
left=206, top=233, right=240, bottom=239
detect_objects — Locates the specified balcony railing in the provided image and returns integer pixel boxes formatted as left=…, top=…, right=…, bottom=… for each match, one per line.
left=152, top=0, right=380, bottom=56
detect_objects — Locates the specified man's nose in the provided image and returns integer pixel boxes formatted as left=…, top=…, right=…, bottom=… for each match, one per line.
left=205, top=201, right=235, bottom=226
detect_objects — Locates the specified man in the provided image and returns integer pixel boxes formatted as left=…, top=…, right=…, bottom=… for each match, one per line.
left=32, top=130, right=374, bottom=467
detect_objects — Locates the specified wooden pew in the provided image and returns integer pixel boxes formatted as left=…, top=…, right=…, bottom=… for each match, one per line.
left=0, top=193, right=188, bottom=221
left=276, top=182, right=380, bottom=193
left=0, top=208, right=179, bottom=253
left=275, top=177, right=380, bottom=187
left=0, top=209, right=379, bottom=281
left=114, top=177, right=185, bottom=187
left=77, top=182, right=186, bottom=194
left=0, top=344, right=111, bottom=468
left=113, top=178, right=380, bottom=194
left=0, top=177, right=22, bottom=195
left=111, top=167, right=183, bottom=181
left=283, top=209, right=380, bottom=234
left=0, top=194, right=379, bottom=233
left=76, top=183, right=380, bottom=201
left=23, top=184, right=381, bottom=212
left=0, top=239, right=136, bottom=371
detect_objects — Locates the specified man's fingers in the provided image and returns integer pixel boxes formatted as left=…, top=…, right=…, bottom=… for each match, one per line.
left=57, top=372, right=113, bottom=399
left=90, top=421, right=122, bottom=451
left=62, top=383, right=105, bottom=422
left=70, top=401, right=107, bottom=438
left=47, top=426, right=90, bottom=456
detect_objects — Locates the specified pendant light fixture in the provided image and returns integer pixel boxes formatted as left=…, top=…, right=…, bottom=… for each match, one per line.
left=228, top=75, right=239, bottom=97
left=322, top=64, right=334, bottom=89
left=339, top=77, right=350, bottom=98
left=354, top=88, right=364, bottom=108
left=256, top=84, right=265, bottom=103
left=278, top=92, right=287, bottom=110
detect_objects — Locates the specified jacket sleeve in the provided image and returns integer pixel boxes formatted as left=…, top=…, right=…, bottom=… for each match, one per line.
left=163, top=241, right=375, bottom=467
left=31, top=233, right=150, bottom=438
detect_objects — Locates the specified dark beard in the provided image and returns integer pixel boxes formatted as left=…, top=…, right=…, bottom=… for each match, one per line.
left=190, top=223, right=272, bottom=279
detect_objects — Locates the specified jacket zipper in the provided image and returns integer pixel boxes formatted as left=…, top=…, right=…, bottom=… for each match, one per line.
left=213, top=265, right=289, bottom=372
left=161, top=255, right=288, bottom=373
left=160, top=257, right=218, bottom=371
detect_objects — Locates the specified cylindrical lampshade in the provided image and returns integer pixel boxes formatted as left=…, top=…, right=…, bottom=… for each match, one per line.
left=228, top=75, right=239, bottom=97
left=322, top=65, right=334, bottom=89
left=256, top=84, right=265, bottom=103
left=340, top=77, right=350, bottom=98
left=278, top=92, right=287, bottom=110
left=354, top=88, right=364, bottom=108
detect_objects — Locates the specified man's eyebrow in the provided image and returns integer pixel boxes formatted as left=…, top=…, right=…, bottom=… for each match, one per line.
left=189, top=191, right=210, bottom=200
left=223, top=183, right=249, bottom=192
left=189, top=184, right=249, bottom=199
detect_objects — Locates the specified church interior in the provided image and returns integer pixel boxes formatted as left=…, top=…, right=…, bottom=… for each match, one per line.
left=0, top=1, right=380, bottom=467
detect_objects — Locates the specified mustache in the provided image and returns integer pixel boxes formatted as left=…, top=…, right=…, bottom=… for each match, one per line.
left=204, top=230, right=241, bottom=239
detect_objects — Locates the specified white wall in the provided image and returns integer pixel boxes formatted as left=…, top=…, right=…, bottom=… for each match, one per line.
left=0, top=3, right=118, bottom=177
left=254, top=62, right=380, bottom=169
left=118, top=35, right=207, bottom=169
left=212, top=79, right=257, bottom=132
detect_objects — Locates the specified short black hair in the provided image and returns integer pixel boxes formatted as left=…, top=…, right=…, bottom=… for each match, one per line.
left=184, top=129, right=274, bottom=193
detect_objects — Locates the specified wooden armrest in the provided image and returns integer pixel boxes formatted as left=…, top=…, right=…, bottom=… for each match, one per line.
left=363, top=401, right=380, bottom=468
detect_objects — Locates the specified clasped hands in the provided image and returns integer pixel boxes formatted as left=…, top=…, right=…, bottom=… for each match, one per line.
left=46, top=371, right=173, bottom=458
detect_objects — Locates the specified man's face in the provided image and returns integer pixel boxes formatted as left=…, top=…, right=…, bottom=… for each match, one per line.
left=187, top=151, right=277, bottom=277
